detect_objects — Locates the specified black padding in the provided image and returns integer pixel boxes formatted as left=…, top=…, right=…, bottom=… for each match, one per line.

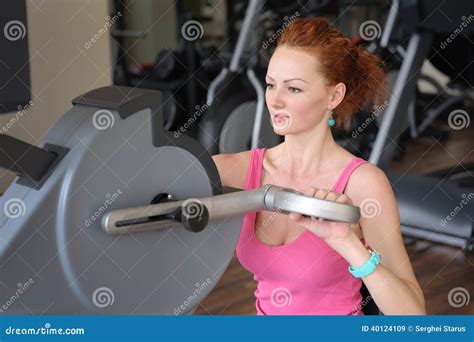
left=0, top=134, right=68, bottom=190
left=72, top=86, right=161, bottom=120
left=399, top=0, right=474, bottom=34
left=0, top=0, right=31, bottom=113
left=198, top=72, right=256, bottom=155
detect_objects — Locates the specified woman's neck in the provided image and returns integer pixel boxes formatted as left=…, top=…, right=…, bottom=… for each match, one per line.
left=272, top=125, right=342, bottom=179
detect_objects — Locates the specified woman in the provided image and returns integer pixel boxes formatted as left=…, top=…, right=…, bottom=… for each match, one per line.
left=212, top=17, right=426, bottom=315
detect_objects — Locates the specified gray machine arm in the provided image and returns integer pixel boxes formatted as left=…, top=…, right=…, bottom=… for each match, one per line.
left=102, top=184, right=360, bottom=236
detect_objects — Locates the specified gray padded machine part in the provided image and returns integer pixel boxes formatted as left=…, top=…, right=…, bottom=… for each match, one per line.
left=219, top=101, right=280, bottom=154
left=0, top=86, right=361, bottom=315
left=0, top=86, right=230, bottom=315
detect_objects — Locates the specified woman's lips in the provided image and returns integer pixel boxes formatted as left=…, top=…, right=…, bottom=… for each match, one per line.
left=271, top=114, right=291, bottom=128
left=272, top=114, right=289, bottom=120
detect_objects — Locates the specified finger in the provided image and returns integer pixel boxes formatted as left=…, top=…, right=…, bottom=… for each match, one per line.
left=294, top=214, right=317, bottom=228
left=305, top=215, right=329, bottom=235
left=303, top=186, right=318, bottom=198
left=334, top=193, right=353, bottom=205
left=325, top=191, right=340, bottom=202
left=289, top=211, right=303, bottom=220
left=314, top=188, right=330, bottom=200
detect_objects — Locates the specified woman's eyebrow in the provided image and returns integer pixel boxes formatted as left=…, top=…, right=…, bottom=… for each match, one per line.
left=284, top=78, right=307, bottom=83
left=265, top=75, right=307, bottom=83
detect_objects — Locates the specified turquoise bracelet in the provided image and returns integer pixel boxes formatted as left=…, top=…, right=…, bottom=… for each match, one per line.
left=348, top=250, right=381, bottom=278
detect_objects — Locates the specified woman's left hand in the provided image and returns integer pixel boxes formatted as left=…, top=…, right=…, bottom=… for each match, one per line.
left=289, top=187, right=355, bottom=243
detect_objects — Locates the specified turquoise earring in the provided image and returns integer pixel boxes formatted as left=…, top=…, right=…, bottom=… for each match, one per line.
left=328, top=110, right=335, bottom=127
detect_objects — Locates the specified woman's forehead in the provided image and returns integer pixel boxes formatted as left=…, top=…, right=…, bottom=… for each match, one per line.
left=271, top=46, right=315, bottom=62
left=267, top=46, right=321, bottom=80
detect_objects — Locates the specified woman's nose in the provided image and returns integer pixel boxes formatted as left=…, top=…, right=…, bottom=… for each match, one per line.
left=267, top=88, right=285, bottom=109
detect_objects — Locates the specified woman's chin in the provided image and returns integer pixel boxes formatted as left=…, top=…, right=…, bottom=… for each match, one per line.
left=271, top=116, right=292, bottom=131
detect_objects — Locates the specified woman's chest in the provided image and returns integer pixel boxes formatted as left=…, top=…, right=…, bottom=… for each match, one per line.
left=254, top=172, right=361, bottom=247
left=239, top=224, right=350, bottom=285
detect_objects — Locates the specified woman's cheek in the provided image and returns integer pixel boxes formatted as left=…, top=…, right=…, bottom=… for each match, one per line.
left=294, top=98, right=316, bottom=121
left=302, top=96, right=327, bottom=120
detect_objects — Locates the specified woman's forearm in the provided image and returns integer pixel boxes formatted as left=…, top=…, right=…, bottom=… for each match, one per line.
left=329, top=232, right=426, bottom=315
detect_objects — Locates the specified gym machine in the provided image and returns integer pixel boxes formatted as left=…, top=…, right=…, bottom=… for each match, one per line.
left=0, top=86, right=370, bottom=315
left=367, top=0, right=474, bottom=250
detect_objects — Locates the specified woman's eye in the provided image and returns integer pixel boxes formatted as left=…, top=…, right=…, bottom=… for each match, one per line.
left=265, top=83, right=274, bottom=89
left=289, top=87, right=301, bottom=93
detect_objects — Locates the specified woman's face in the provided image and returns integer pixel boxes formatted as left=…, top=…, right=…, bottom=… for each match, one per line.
left=265, top=45, right=333, bottom=135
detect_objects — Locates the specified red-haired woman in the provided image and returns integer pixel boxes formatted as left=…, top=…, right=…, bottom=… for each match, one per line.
left=212, top=18, right=426, bottom=315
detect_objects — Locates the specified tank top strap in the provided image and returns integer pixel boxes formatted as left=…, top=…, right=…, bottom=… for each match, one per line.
left=244, top=148, right=265, bottom=190
left=332, top=158, right=369, bottom=194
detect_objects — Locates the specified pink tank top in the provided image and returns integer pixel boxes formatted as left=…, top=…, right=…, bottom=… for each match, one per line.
left=235, top=148, right=368, bottom=315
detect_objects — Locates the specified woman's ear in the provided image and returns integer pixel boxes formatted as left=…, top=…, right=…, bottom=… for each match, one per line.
left=328, top=82, right=346, bottom=109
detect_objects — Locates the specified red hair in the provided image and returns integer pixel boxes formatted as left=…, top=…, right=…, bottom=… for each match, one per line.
left=277, top=17, right=387, bottom=130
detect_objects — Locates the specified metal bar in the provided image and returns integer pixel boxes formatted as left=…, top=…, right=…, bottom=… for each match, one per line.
left=229, top=0, right=262, bottom=72
left=247, top=68, right=265, bottom=149
left=102, top=185, right=360, bottom=236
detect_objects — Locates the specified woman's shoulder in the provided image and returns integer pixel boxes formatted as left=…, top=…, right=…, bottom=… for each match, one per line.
left=340, top=147, right=384, bottom=179
left=211, top=150, right=252, bottom=188
left=333, top=145, right=372, bottom=172
left=343, top=151, right=392, bottom=202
